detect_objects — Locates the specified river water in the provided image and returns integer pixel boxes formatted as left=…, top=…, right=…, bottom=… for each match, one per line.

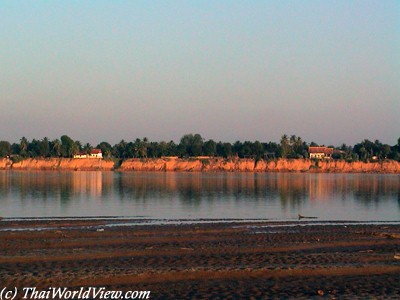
left=0, top=171, right=399, bottom=221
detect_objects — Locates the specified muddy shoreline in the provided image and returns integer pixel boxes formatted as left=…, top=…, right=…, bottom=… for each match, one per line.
left=1, top=219, right=399, bottom=299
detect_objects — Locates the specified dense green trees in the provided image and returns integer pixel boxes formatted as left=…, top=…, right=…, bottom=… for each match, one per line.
left=179, top=134, right=204, bottom=157
left=0, top=141, right=11, bottom=157
left=203, top=140, right=217, bottom=156
left=50, top=139, right=62, bottom=157
left=277, top=135, right=308, bottom=159
left=60, top=135, right=77, bottom=158
left=97, top=142, right=113, bottom=158
left=353, top=139, right=393, bottom=162
left=1, top=134, right=399, bottom=162
left=216, top=142, right=232, bottom=158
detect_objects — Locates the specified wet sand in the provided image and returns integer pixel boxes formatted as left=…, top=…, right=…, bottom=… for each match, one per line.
left=1, top=219, right=400, bottom=299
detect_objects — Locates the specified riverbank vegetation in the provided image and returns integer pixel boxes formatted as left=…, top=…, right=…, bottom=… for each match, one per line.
left=0, top=134, right=399, bottom=162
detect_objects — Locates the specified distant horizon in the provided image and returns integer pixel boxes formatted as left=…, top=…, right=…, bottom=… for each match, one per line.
left=1, top=1, right=399, bottom=146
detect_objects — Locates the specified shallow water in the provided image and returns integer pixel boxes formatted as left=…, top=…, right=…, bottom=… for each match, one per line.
left=0, top=171, right=399, bottom=221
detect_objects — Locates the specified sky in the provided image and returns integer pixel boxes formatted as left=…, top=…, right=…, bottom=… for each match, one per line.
left=1, top=1, right=399, bottom=146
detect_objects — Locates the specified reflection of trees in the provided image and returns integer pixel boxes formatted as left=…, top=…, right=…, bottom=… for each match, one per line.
left=115, top=172, right=176, bottom=202
left=112, top=173, right=400, bottom=213
left=247, top=173, right=311, bottom=211
left=115, top=172, right=281, bottom=208
left=0, top=171, right=11, bottom=198
left=12, top=171, right=73, bottom=202
left=398, top=192, right=400, bottom=209
left=306, top=174, right=400, bottom=209
left=351, top=175, right=400, bottom=206
left=1, top=171, right=112, bottom=204
left=280, top=189, right=305, bottom=208
left=1, top=171, right=400, bottom=216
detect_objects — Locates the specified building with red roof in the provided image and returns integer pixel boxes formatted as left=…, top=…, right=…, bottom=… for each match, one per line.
left=309, top=146, right=333, bottom=159
left=74, top=149, right=103, bottom=159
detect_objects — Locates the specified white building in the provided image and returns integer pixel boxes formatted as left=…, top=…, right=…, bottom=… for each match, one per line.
left=89, top=149, right=103, bottom=159
left=73, top=149, right=103, bottom=159
left=309, top=146, right=333, bottom=159
left=73, top=153, right=87, bottom=159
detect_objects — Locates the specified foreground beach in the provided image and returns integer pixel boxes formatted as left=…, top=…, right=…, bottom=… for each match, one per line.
left=1, top=219, right=400, bottom=299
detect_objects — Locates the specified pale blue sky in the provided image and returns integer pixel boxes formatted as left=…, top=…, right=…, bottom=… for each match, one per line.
left=1, top=1, right=399, bottom=145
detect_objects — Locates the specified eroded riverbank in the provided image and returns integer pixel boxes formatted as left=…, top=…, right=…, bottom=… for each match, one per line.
left=1, top=157, right=400, bottom=173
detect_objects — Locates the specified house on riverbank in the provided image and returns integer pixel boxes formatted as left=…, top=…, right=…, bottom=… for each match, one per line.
left=309, top=146, right=333, bottom=159
left=74, top=149, right=103, bottom=159
left=89, top=149, right=103, bottom=159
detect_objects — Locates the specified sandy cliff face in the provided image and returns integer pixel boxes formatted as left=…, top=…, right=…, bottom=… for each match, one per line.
left=119, top=158, right=316, bottom=172
left=58, top=158, right=114, bottom=171
left=1, top=157, right=400, bottom=173
left=120, top=158, right=205, bottom=172
left=0, top=158, right=12, bottom=169
left=259, top=159, right=314, bottom=172
left=11, top=158, right=114, bottom=171
left=119, top=158, right=400, bottom=173
left=317, top=160, right=400, bottom=173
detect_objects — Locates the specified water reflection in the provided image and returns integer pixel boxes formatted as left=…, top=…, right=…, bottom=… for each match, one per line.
left=0, top=171, right=399, bottom=220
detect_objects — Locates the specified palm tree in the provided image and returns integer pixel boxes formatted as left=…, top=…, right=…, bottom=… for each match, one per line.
left=70, top=142, right=79, bottom=157
left=39, top=137, right=50, bottom=157
left=20, top=137, right=28, bottom=157
left=51, top=139, right=61, bottom=157
left=280, top=134, right=290, bottom=158
left=114, top=140, right=127, bottom=158
left=140, top=137, right=148, bottom=158
left=83, top=143, right=93, bottom=155
left=289, top=135, right=297, bottom=145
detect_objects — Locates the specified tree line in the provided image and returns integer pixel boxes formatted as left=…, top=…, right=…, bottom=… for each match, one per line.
left=0, top=134, right=399, bottom=162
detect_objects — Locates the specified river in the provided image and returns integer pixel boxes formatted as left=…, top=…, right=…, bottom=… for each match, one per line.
left=0, top=171, right=399, bottom=221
